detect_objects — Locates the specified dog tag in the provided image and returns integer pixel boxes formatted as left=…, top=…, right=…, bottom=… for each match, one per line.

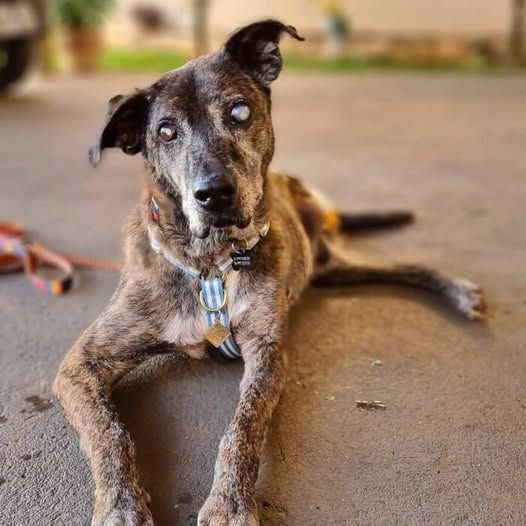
left=205, top=319, right=231, bottom=348
left=231, top=249, right=254, bottom=271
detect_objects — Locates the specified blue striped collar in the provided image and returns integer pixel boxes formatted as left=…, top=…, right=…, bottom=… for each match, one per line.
left=150, top=221, right=270, bottom=279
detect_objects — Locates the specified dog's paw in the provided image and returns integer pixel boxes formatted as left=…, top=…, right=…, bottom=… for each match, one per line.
left=198, top=494, right=259, bottom=526
left=450, top=278, right=486, bottom=320
left=92, top=498, right=154, bottom=526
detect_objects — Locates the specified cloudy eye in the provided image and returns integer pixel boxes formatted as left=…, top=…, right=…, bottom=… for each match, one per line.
left=230, top=102, right=251, bottom=123
left=158, top=123, right=177, bottom=142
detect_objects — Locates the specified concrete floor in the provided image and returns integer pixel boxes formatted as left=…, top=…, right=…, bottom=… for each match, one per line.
left=1, top=72, right=525, bottom=526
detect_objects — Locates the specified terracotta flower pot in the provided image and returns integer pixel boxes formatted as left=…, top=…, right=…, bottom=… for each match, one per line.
left=64, top=27, right=103, bottom=72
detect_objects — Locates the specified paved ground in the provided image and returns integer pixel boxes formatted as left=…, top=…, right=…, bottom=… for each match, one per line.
left=1, top=72, right=525, bottom=526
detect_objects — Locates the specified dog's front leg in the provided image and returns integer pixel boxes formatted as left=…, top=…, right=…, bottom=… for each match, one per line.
left=53, top=328, right=160, bottom=526
left=198, top=309, right=286, bottom=526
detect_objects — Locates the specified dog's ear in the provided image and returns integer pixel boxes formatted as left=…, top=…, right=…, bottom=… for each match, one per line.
left=224, top=19, right=304, bottom=85
left=89, top=90, right=152, bottom=167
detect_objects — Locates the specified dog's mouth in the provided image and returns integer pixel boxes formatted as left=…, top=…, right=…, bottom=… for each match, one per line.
left=214, top=215, right=251, bottom=229
left=194, top=214, right=251, bottom=239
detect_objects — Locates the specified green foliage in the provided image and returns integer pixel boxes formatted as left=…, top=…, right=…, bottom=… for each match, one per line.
left=101, top=49, right=189, bottom=71
left=100, top=48, right=518, bottom=75
left=52, top=0, right=114, bottom=28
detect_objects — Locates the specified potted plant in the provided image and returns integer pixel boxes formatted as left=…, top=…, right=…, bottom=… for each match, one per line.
left=53, top=0, right=113, bottom=71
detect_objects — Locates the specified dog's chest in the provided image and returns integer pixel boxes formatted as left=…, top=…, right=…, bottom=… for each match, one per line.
left=160, top=272, right=251, bottom=347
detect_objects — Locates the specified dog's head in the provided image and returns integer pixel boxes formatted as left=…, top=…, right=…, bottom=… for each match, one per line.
left=90, top=20, right=303, bottom=239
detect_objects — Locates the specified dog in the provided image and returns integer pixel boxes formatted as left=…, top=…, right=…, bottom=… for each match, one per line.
left=53, top=20, right=485, bottom=526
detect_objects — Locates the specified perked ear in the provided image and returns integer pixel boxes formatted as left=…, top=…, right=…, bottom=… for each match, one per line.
left=224, top=19, right=304, bottom=85
left=89, top=90, right=151, bottom=167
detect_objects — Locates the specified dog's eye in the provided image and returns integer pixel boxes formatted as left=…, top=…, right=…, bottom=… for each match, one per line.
left=158, top=123, right=177, bottom=142
left=230, top=102, right=251, bottom=123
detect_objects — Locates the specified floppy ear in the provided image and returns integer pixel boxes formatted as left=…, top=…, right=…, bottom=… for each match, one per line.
left=89, top=90, right=151, bottom=167
left=224, top=19, right=304, bottom=85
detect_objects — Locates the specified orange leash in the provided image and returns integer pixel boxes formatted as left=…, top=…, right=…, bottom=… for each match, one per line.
left=0, top=222, right=121, bottom=294
left=59, top=252, right=121, bottom=272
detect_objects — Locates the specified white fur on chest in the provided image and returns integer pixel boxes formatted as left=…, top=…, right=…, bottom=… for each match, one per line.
left=160, top=309, right=207, bottom=346
left=160, top=272, right=252, bottom=346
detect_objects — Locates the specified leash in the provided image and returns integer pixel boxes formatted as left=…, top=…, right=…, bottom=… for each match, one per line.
left=150, top=197, right=270, bottom=360
left=0, top=222, right=120, bottom=294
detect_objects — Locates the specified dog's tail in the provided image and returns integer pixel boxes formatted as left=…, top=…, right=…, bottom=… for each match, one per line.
left=306, top=185, right=414, bottom=234
left=328, top=210, right=414, bottom=234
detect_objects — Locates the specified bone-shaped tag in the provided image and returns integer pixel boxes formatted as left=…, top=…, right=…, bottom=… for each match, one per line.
left=231, top=249, right=254, bottom=271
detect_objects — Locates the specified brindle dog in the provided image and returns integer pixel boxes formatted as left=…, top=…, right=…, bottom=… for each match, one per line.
left=53, top=20, right=485, bottom=526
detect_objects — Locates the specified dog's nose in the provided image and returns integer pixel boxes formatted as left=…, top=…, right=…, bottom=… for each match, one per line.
left=193, top=174, right=236, bottom=213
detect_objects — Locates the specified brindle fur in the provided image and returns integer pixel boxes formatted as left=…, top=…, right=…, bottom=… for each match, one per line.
left=53, top=20, right=485, bottom=526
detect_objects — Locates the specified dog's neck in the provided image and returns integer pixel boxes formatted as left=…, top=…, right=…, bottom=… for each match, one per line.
left=144, top=184, right=269, bottom=273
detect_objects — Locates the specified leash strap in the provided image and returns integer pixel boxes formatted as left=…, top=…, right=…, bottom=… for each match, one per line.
left=0, top=222, right=120, bottom=294
left=0, top=222, right=74, bottom=294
